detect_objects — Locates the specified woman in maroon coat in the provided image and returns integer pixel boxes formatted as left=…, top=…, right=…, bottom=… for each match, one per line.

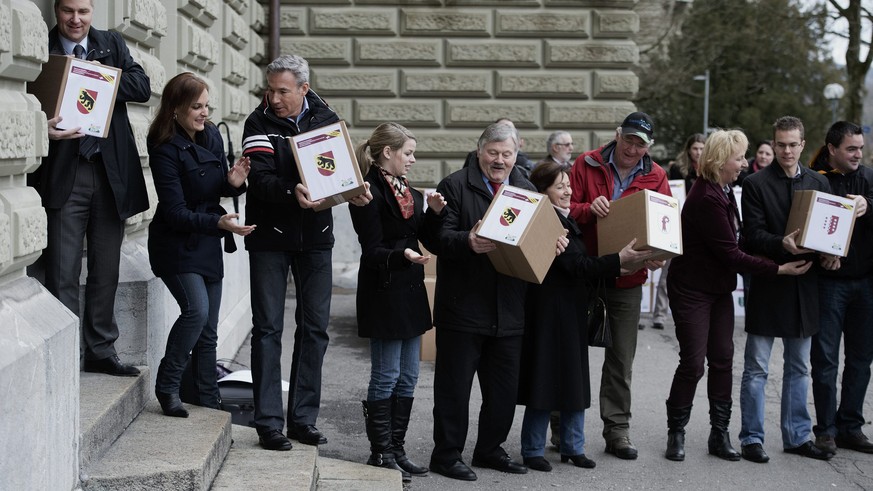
left=664, top=130, right=810, bottom=462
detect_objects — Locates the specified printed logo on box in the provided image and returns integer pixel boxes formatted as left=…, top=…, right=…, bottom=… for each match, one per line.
left=87, top=123, right=102, bottom=133
left=822, top=216, right=839, bottom=235
left=660, top=215, right=672, bottom=234
left=315, top=151, right=336, bottom=176
left=500, top=207, right=521, bottom=226
left=77, top=88, right=97, bottom=114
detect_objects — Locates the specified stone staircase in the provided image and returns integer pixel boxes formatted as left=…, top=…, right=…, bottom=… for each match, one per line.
left=77, top=370, right=401, bottom=490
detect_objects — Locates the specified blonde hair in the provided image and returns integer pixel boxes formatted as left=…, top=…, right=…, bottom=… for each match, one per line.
left=698, top=129, right=749, bottom=184
left=355, top=122, right=416, bottom=175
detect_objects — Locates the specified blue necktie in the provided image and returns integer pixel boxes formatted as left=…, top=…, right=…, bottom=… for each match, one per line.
left=74, top=44, right=99, bottom=160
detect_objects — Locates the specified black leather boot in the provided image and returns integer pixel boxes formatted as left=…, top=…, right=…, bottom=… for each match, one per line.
left=362, top=400, right=411, bottom=482
left=156, top=391, right=189, bottom=418
left=708, top=399, right=741, bottom=461
left=665, top=402, right=692, bottom=461
left=391, top=396, right=428, bottom=476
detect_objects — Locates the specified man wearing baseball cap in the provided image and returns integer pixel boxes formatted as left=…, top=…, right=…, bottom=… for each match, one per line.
left=563, top=111, right=669, bottom=459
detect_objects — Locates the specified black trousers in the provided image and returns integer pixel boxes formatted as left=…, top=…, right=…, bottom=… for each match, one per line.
left=430, top=328, right=523, bottom=464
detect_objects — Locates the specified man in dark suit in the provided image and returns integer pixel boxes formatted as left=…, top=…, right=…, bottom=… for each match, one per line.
left=31, top=0, right=151, bottom=376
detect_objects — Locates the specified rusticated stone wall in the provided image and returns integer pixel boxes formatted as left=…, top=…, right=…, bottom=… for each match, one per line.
left=270, top=0, right=641, bottom=186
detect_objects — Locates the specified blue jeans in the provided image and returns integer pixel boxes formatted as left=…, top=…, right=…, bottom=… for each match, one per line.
left=521, top=408, right=586, bottom=457
left=739, top=334, right=812, bottom=448
left=155, top=273, right=222, bottom=408
left=250, top=249, right=332, bottom=434
left=812, top=276, right=873, bottom=437
left=368, top=336, right=421, bottom=401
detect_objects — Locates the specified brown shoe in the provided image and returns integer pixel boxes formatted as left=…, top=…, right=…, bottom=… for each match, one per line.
left=815, top=435, right=837, bottom=454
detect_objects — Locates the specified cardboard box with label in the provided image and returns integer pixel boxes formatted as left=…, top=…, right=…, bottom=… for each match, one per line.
left=785, top=190, right=856, bottom=256
left=27, top=55, right=121, bottom=138
left=289, top=120, right=367, bottom=211
left=476, top=184, right=564, bottom=284
left=597, top=189, right=683, bottom=262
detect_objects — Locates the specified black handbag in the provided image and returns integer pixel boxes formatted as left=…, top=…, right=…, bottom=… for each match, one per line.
left=587, top=281, right=612, bottom=348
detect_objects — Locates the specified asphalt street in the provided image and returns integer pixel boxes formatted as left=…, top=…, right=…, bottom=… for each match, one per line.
left=234, top=289, right=873, bottom=490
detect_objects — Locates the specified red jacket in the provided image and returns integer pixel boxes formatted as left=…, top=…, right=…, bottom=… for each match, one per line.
left=568, top=140, right=670, bottom=288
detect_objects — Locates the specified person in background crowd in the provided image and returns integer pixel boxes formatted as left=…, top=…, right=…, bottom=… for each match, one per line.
left=33, top=0, right=151, bottom=377
left=241, top=54, right=372, bottom=451
left=566, top=111, right=668, bottom=460
left=147, top=72, right=254, bottom=418
left=519, top=161, right=650, bottom=472
left=462, top=118, right=536, bottom=179
left=739, top=116, right=836, bottom=464
left=427, top=122, right=568, bottom=481
left=663, top=129, right=810, bottom=462
left=349, top=122, right=446, bottom=482
left=735, top=140, right=774, bottom=186
left=807, top=121, right=873, bottom=455
left=537, top=131, right=575, bottom=169
left=647, top=134, right=706, bottom=331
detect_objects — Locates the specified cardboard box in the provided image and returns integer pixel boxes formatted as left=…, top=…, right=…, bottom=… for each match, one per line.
left=289, top=120, right=367, bottom=211
left=597, top=189, right=683, bottom=262
left=785, top=190, right=856, bottom=256
left=476, top=184, right=564, bottom=284
left=420, top=277, right=437, bottom=361
left=27, top=54, right=121, bottom=138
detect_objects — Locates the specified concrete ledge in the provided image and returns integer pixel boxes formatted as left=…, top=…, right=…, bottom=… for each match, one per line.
left=316, top=457, right=403, bottom=491
left=79, top=368, right=151, bottom=471
left=81, top=403, right=231, bottom=491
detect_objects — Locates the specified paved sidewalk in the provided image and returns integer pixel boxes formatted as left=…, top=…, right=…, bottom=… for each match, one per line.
left=235, top=290, right=873, bottom=490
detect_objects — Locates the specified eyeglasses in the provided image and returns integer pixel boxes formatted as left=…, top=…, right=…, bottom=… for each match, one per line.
left=620, top=135, right=650, bottom=149
left=774, top=142, right=802, bottom=150
left=555, top=142, right=574, bottom=147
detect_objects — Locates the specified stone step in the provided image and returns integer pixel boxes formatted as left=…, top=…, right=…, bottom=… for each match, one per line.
left=79, top=368, right=151, bottom=470
left=316, top=457, right=403, bottom=491
left=80, top=402, right=231, bottom=490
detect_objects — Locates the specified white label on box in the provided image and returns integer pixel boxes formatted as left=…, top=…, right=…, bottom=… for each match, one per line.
left=645, top=193, right=682, bottom=253
left=293, top=122, right=359, bottom=201
left=803, top=195, right=854, bottom=254
left=478, top=187, right=542, bottom=245
left=57, top=59, right=119, bottom=137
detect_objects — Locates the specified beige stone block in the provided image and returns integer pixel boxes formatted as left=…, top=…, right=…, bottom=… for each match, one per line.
left=12, top=3, right=47, bottom=64
left=220, top=85, right=254, bottom=122
left=280, top=7, right=306, bottom=35
left=496, top=10, right=589, bottom=38
left=358, top=0, right=441, bottom=4
left=443, top=158, right=465, bottom=175
left=446, top=40, right=540, bottom=67
left=129, top=47, right=163, bottom=97
left=593, top=70, right=638, bottom=99
left=0, top=187, right=45, bottom=257
left=281, top=0, right=350, bottom=3
left=592, top=10, right=639, bottom=38
left=128, top=110, right=150, bottom=161
left=223, top=8, right=250, bottom=50
left=445, top=101, right=539, bottom=128
left=177, top=17, right=220, bottom=71
left=543, top=101, right=636, bottom=129
left=448, top=0, right=538, bottom=4
left=0, top=110, right=36, bottom=161
left=248, top=34, right=267, bottom=64
left=546, top=40, right=638, bottom=67
left=401, top=70, right=491, bottom=97
left=355, top=40, right=441, bottom=66
left=176, top=0, right=220, bottom=28
left=310, top=8, right=397, bottom=36
left=545, top=0, right=634, bottom=6
left=497, top=72, right=589, bottom=99
left=250, top=1, right=266, bottom=32
left=249, top=63, right=265, bottom=95
left=223, top=45, right=249, bottom=86
left=107, top=0, right=167, bottom=48
left=325, top=98, right=352, bottom=121
left=0, top=3, right=11, bottom=55
left=406, top=158, right=442, bottom=185
left=593, top=130, right=618, bottom=148
left=401, top=9, right=491, bottom=36
left=313, top=70, right=397, bottom=96
left=414, top=132, right=477, bottom=158
left=282, top=38, right=352, bottom=66
left=354, top=100, right=441, bottom=127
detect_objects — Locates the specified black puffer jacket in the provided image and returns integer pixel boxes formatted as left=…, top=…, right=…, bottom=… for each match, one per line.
left=241, top=91, right=339, bottom=252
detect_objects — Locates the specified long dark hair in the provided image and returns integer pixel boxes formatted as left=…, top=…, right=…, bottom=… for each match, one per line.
left=147, top=72, right=210, bottom=146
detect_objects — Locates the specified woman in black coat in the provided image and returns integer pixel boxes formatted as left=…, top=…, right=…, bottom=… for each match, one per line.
left=147, top=72, right=254, bottom=418
left=348, top=122, right=445, bottom=482
left=518, top=161, right=649, bottom=472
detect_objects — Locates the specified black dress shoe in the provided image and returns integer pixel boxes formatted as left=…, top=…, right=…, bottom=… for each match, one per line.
left=84, top=355, right=140, bottom=377
left=605, top=437, right=638, bottom=460
left=155, top=391, right=188, bottom=418
left=561, top=454, right=596, bottom=468
left=523, top=456, right=552, bottom=472
left=835, top=432, right=873, bottom=454
left=288, top=424, right=327, bottom=445
left=785, top=441, right=834, bottom=460
left=741, top=443, right=769, bottom=463
left=259, top=429, right=293, bottom=451
left=471, top=452, right=528, bottom=474
left=429, top=459, right=477, bottom=481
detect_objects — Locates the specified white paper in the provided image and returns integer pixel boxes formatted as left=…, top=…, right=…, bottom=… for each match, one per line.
left=478, top=186, right=545, bottom=245
left=55, top=59, right=119, bottom=137
left=292, top=122, right=360, bottom=201
left=668, top=179, right=686, bottom=209
left=802, top=193, right=855, bottom=255
left=218, top=369, right=290, bottom=391
left=644, top=192, right=682, bottom=253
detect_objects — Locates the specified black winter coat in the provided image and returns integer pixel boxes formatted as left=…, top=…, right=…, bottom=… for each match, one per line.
left=241, top=91, right=339, bottom=252
left=429, top=163, right=534, bottom=337
left=349, top=166, right=440, bottom=339
left=741, top=163, right=830, bottom=338
left=518, top=212, right=620, bottom=410
left=148, top=124, right=245, bottom=281
left=33, top=26, right=151, bottom=220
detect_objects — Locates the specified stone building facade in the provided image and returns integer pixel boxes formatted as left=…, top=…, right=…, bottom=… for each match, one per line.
left=0, top=1, right=645, bottom=489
